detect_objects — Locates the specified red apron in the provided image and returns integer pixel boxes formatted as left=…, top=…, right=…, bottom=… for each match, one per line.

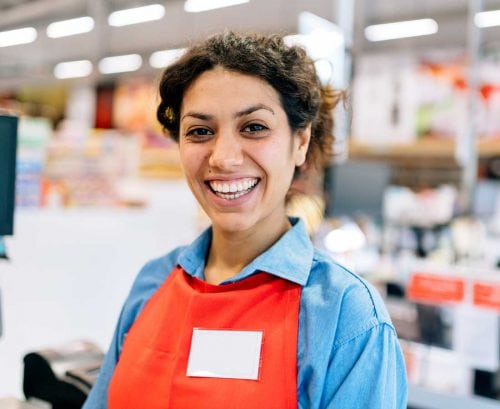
left=108, top=266, right=301, bottom=409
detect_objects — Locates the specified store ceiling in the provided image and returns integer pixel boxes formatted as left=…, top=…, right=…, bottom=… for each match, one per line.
left=0, top=0, right=500, bottom=91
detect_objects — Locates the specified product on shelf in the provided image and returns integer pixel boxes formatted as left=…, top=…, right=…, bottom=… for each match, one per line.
left=43, top=125, right=141, bottom=208
left=16, top=116, right=52, bottom=208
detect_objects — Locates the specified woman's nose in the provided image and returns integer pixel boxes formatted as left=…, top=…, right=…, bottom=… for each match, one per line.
left=208, top=131, right=244, bottom=170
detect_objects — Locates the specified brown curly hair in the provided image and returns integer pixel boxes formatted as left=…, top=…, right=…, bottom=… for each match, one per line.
left=157, top=31, right=342, bottom=170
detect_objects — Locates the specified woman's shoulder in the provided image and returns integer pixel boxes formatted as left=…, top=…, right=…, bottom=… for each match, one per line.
left=119, top=246, right=187, bottom=321
left=130, top=246, right=186, bottom=296
left=109, top=246, right=189, bottom=354
left=304, top=248, right=394, bottom=346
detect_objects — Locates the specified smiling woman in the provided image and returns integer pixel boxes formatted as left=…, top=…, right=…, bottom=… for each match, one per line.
left=83, top=32, right=408, bottom=409
left=178, top=67, right=311, bottom=282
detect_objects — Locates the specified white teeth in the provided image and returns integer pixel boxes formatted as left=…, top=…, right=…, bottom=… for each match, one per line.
left=208, top=178, right=259, bottom=200
left=216, top=191, right=246, bottom=200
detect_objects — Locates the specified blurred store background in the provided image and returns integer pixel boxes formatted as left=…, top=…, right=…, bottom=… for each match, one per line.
left=0, top=0, right=500, bottom=408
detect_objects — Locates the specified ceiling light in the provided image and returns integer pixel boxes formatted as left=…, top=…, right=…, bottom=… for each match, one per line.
left=47, top=16, right=95, bottom=38
left=0, top=27, right=37, bottom=48
left=108, top=4, right=165, bottom=27
left=365, top=18, right=438, bottom=42
left=149, top=48, right=186, bottom=68
left=98, top=54, right=142, bottom=74
left=475, top=10, right=500, bottom=28
left=184, top=0, right=249, bottom=13
left=54, top=60, right=93, bottom=79
left=284, top=32, right=343, bottom=60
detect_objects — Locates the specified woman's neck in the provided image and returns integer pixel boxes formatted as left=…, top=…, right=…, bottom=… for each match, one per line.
left=204, top=217, right=291, bottom=285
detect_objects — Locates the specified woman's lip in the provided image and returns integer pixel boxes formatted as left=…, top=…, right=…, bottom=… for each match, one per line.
left=204, top=176, right=260, bottom=182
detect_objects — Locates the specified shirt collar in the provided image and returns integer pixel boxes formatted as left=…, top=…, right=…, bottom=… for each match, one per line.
left=178, top=217, right=314, bottom=286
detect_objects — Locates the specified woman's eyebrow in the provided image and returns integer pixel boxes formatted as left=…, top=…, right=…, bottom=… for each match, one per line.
left=235, top=104, right=275, bottom=117
left=181, top=112, right=213, bottom=121
left=181, top=104, right=275, bottom=122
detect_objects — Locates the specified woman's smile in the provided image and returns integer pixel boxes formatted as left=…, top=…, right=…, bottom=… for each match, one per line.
left=207, top=177, right=260, bottom=200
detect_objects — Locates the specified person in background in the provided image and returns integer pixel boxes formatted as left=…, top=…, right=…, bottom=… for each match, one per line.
left=83, top=31, right=407, bottom=408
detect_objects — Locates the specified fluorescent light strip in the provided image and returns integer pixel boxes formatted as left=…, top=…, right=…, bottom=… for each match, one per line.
left=475, top=10, right=500, bottom=28
left=108, top=4, right=165, bottom=27
left=149, top=48, right=186, bottom=68
left=0, top=27, right=37, bottom=47
left=98, top=54, right=143, bottom=74
left=54, top=60, right=93, bottom=79
left=365, top=18, right=438, bottom=42
left=284, top=32, right=343, bottom=59
left=47, top=16, right=95, bottom=38
left=184, top=0, right=249, bottom=13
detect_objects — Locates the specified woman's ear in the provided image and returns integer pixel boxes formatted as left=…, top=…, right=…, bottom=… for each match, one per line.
left=294, top=124, right=312, bottom=167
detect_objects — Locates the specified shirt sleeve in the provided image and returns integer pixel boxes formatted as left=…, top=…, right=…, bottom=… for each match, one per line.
left=82, top=250, right=182, bottom=409
left=81, top=310, right=124, bottom=409
left=321, top=322, right=408, bottom=409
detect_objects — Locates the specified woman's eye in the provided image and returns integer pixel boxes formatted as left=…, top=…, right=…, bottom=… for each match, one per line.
left=185, top=128, right=213, bottom=139
left=242, top=123, right=268, bottom=133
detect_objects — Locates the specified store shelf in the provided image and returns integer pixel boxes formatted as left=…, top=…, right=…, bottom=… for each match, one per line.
left=347, top=137, right=500, bottom=188
left=409, top=385, right=500, bottom=409
left=349, top=138, right=500, bottom=162
left=139, top=147, right=184, bottom=179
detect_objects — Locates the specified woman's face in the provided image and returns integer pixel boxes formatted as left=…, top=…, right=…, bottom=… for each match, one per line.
left=178, top=66, right=310, bottom=236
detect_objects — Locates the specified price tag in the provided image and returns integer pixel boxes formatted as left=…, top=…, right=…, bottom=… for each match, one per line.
left=408, top=273, right=465, bottom=304
left=473, top=281, right=500, bottom=311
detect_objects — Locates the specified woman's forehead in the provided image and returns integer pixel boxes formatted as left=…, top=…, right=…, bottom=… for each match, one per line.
left=187, top=67, right=274, bottom=92
left=181, top=67, right=283, bottom=114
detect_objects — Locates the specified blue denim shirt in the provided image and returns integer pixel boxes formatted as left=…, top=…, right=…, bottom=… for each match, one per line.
left=83, top=218, right=407, bottom=408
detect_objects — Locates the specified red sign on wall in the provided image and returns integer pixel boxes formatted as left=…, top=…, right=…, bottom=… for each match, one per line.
left=408, top=273, right=465, bottom=304
left=473, top=282, right=500, bottom=311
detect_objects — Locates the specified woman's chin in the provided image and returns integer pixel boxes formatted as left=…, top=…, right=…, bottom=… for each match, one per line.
left=209, top=214, right=256, bottom=235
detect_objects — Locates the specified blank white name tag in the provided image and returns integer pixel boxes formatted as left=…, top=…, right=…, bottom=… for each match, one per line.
left=186, top=328, right=263, bottom=380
